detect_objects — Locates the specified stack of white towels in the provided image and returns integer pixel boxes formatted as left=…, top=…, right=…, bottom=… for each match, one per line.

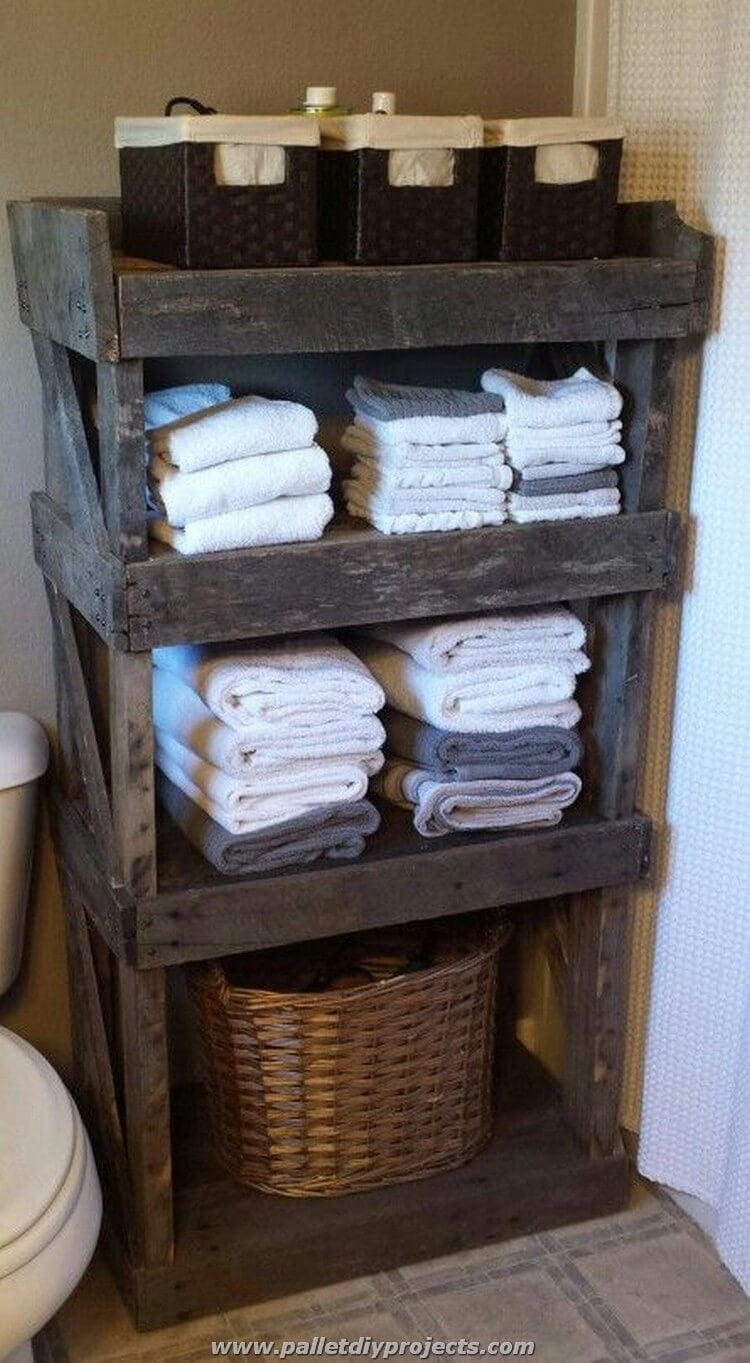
left=480, top=367, right=624, bottom=522
left=341, top=376, right=510, bottom=534
left=352, top=609, right=586, bottom=838
left=151, top=635, right=385, bottom=874
left=144, top=384, right=334, bottom=554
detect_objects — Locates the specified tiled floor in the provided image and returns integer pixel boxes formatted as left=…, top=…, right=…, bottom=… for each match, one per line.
left=40, top=1182, right=750, bottom=1363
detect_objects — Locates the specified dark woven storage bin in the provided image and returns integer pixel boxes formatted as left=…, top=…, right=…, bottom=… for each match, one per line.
left=119, top=142, right=318, bottom=268
left=479, top=139, right=622, bottom=261
left=188, top=918, right=501, bottom=1197
left=319, top=148, right=480, bottom=265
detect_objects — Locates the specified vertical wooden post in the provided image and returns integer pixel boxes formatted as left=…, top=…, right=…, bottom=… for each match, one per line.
left=96, top=360, right=149, bottom=562
left=564, top=337, right=677, bottom=1154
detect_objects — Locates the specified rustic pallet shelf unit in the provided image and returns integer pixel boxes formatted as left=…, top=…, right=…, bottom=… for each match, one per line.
left=8, top=196, right=712, bottom=1330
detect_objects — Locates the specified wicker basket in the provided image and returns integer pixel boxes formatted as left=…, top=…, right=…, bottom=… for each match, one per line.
left=319, top=147, right=480, bottom=265
left=479, top=119, right=624, bottom=261
left=188, top=919, right=501, bottom=1197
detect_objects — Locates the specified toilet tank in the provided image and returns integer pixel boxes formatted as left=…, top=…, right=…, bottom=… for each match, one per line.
left=0, top=714, right=49, bottom=996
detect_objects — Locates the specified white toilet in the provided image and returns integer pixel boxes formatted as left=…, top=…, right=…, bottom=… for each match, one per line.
left=0, top=713, right=102, bottom=1363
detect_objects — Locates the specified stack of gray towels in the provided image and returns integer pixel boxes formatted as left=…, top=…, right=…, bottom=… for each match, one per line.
left=341, top=376, right=510, bottom=534
left=351, top=608, right=586, bottom=837
left=152, top=635, right=385, bottom=874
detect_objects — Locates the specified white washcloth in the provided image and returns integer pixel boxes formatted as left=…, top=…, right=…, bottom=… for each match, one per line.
left=509, top=502, right=620, bottom=524
left=152, top=668, right=385, bottom=777
left=510, top=444, right=626, bottom=473
left=377, top=759, right=582, bottom=837
left=353, top=411, right=508, bottom=447
left=344, top=473, right=508, bottom=514
left=153, top=634, right=385, bottom=733
left=143, top=384, right=231, bottom=431
left=480, top=367, right=622, bottom=427
left=364, top=608, right=588, bottom=674
left=150, top=492, right=334, bottom=554
left=346, top=497, right=506, bottom=536
left=154, top=732, right=372, bottom=835
left=509, top=489, right=620, bottom=512
left=341, top=424, right=506, bottom=467
left=149, top=444, right=331, bottom=526
left=149, top=395, right=318, bottom=473
left=351, top=454, right=511, bottom=490
left=507, top=419, right=622, bottom=450
left=355, top=639, right=580, bottom=732
left=519, top=458, right=625, bottom=480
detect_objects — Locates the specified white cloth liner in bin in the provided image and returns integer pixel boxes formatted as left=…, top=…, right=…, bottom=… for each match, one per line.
left=483, top=116, right=625, bottom=185
left=320, top=113, right=482, bottom=187
left=114, top=115, right=319, bottom=187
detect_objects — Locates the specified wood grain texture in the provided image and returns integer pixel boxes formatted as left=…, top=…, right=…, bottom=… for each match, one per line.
left=116, top=256, right=701, bottom=357
left=125, top=511, right=676, bottom=650
left=564, top=887, right=632, bottom=1156
left=96, top=360, right=149, bottom=561
left=7, top=200, right=119, bottom=359
left=109, top=652, right=157, bottom=898
left=51, top=791, right=133, bottom=955
left=123, top=1061, right=629, bottom=1330
left=137, top=809, right=651, bottom=967
left=616, top=338, right=677, bottom=513
left=32, top=492, right=128, bottom=647
left=31, top=335, right=109, bottom=551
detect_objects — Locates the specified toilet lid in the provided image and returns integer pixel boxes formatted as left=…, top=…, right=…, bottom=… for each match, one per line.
left=0, top=1028, right=77, bottom=1248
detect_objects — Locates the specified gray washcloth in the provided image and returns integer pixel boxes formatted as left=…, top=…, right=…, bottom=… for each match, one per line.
left=513, top=468, right=619, bottom=497
left=158, top=774, right=380, bottom=876
left=348, top=375, right=506, bottom=421
left=382, top=708, right=582, bottom=781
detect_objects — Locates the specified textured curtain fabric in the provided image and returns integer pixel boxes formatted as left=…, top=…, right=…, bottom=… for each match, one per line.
left=608, top=0, right=750, bottom=1291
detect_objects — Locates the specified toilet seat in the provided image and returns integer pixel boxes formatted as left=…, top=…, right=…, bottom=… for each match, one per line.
left=0, top=1028, right=80, bottom=1274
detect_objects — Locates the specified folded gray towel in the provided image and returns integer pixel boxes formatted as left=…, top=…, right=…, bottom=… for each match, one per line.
left=513, top=468, right=619, bottom=497
left=382, top=708, right=582, bottom=781
left=348, top=375, right=506, bottom=422
left=158, top=774, right=380, bottom=876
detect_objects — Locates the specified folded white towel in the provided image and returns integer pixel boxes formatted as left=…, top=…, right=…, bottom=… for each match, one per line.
left=364, top=608, right=588, bottom=674
left=355, top=639, right=580, bottom=732
left=154, top=732, right=372, bottom=835
left=344, top=472, right=508, bottom=514
left=518, top=458, right=625, bottom=480
left=376, top=759, right=582, bottom=837
left=152, top=668, right=385, bottom=776
left=510, top=445, right=626, bottom=473
left=346, top=497, right=507, bottom=535
left=150, top=492, right=334, bottom=554
left=341, top=424, right=506, bottom=467
left=353, top=411, right=508, bottom=447
left=149, top=444, right=332, bottom=526
left=143, top=384, right=232, bottom=431
left=153, top=634, right=385, bottom=733
left=480, top=367, right=622, bottom=428
left=507, top=419, right=622, bottom=450
left=351, top=454, right=511, bottom=490
left=148, top=395, right=318, bottom=473
left=509, top=501, right=620, bottom=523
left=509, top=488, right=620, bottom=512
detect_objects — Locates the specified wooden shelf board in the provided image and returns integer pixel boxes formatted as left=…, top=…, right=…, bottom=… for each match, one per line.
left=119, top=1050, right=629, bottom=1330
left=32, top=493, right=677, bottom=652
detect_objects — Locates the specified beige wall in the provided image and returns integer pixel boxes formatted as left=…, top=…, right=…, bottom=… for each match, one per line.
left=0, top=0, right=575, bottom=1076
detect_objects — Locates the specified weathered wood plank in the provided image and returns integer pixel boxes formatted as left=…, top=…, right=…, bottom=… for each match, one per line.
left=126, top=510, right=676, bottom=650
left=31, top=335, right=109, bottom=551
left=7, top=201, right=119, bottom=359
left=585, top=591, right=655, bottom=821
left=97, top=360, right=149, bottom=561
left=51, top=791, right=133, bottom=954
left=617, top=199, right=713, bottom=331
left=564, top=887, right=631, bottom=1156
left=616, top=338, right=678, bottom=513
left=115, top=256, right=700, bottom=356
left=109, top=652, right=157, bottom=898
left=32, top=492, right=128, bottom=647
left=116, top=962, right=174, bottom=1268
left=136, top=809, right=651, bottom=967
left=126, top=1067, right=628, bottom=1329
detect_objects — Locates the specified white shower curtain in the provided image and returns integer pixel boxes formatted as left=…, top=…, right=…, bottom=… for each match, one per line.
left=608, top=0, right=750, bottom=1291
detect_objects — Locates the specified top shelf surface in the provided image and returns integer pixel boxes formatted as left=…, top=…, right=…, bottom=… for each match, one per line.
left=8, top=199, right=712, bottom=361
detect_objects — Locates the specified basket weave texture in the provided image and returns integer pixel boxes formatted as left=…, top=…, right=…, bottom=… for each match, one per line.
left=119, top=143, right=318, bottom=268
left=189, top=919, right=500, bottom=1197
left=319, top=148, right=480, bottom=265
left=479, top=140, right=622, bottom=261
